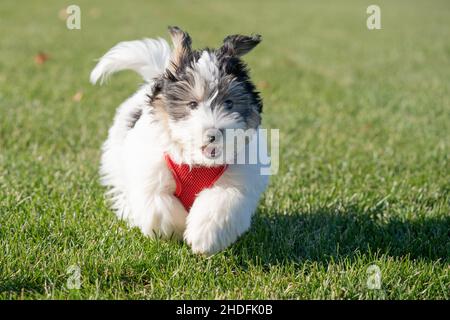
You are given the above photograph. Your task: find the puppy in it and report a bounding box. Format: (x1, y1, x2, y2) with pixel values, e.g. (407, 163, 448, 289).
(90, 26, 268, 255)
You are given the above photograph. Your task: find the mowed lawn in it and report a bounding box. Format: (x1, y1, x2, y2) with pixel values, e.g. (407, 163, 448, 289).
(0, 0, 449, 299)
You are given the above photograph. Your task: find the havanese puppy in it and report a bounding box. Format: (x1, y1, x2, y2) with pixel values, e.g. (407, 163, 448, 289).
(90, 26, 268, 254)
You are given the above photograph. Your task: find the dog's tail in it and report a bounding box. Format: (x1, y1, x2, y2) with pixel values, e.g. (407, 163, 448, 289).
(90, 38, 171, 85)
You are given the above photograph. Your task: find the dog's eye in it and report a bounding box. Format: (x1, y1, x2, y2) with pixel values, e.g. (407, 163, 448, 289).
(224, 99, 234, 110)
(187, 101, 198, 109)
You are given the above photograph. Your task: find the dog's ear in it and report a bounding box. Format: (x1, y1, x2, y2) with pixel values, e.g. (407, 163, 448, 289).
(220, 34, 261, 57)
(167, 26, 192, 74)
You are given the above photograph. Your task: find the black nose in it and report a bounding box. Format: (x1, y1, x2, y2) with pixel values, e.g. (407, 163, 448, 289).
(204, 129, 222, 144)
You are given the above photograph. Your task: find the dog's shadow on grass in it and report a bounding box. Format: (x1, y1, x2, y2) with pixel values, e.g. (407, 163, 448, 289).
(232, 204, 449, 265)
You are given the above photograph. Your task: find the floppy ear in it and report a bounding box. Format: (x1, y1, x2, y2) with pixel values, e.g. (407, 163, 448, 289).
(90, 38, 171, 85)
(167, 26, 192, 73)
(221, 34, 261, 57)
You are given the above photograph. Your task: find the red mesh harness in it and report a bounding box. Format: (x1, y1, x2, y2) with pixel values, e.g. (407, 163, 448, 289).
(164, 154, 228, 212)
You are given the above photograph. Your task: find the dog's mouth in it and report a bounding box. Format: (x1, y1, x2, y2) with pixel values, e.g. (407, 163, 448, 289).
(201, 144, 222, 159)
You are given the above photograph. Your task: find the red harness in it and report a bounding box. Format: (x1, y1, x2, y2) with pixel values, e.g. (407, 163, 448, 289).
(164, 154, 228, 212)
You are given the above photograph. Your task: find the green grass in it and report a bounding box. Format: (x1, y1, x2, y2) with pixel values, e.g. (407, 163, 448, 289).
(0, 0, 449, 299)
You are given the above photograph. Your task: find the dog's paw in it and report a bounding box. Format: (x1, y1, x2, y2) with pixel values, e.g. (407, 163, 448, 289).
(184, 221, 229, 256)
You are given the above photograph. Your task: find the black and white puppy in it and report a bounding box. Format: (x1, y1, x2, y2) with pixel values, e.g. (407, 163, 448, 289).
(91, 27, 268, 254)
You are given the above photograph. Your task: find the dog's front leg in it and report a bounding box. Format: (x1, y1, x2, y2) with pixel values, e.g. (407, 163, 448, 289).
(127, 189, 187, 241)
(184, 185, 260, 255)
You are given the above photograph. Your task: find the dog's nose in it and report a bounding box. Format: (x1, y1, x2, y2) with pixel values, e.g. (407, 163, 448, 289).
(207, 134, 216, 143)
(204, 128, 222, 144)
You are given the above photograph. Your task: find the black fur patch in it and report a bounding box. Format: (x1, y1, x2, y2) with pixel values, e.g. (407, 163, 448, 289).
(127, 108, 142, 129)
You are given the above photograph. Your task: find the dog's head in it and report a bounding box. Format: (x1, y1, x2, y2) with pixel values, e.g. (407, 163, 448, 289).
(150, 27, 263, 165)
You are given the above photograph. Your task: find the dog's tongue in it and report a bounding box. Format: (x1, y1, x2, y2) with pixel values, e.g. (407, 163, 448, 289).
(202, 145, 221, 159)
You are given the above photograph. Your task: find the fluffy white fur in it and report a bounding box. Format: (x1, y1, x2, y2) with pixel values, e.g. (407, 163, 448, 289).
(90, 38, 171, 84)
(91, 37, 268, 255)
